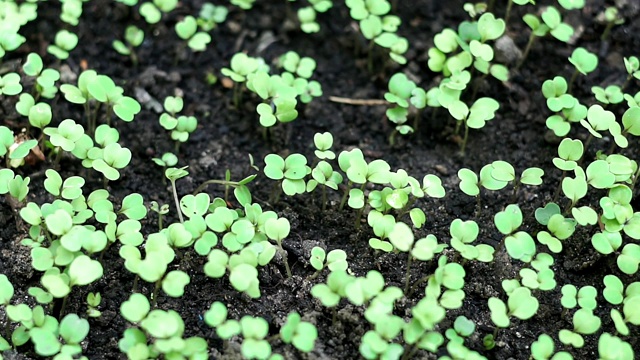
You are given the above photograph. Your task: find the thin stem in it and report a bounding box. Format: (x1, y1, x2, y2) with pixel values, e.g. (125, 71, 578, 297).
(278, 241, 292, 278)
(407, 274, 432, 298)
(460, 120, 470, 155)
(553, 170, 567, 202)
(367, 39, 375, 73)
(53, 147, 63, 167)
(601, 23, 614, 42)
(321, 186, 327, 212)
(404, 254, 413, 294)
(158, 213, 164, 232)
(150, 280, 161, 308)
(568, 69, 579, 94)
(4, 312, 10, 340)
(504, 0, 514, 24)
(630, 166, 640, 190)
(170, 179, 184, 224)
(516, 33, 537, 70)
(577, 134, 593, 167)
(59, 295, 69, 319)
(339, 181, 353, 211)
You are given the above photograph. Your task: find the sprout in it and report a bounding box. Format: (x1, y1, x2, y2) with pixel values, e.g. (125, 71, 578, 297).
(113, 25, 144, 66)
(47, 30, 79, 60)
(488, 286, 539, 328)
(559, 308, 601, 348)
(175, 15, 211, 52)
(541, 6, 574, 42)
(280, 312, 318, 352)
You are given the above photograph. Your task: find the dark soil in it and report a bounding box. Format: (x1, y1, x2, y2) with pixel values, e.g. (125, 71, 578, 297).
(1, 0, 639, 359)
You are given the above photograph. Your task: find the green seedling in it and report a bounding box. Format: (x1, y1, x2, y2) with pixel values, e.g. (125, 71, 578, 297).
(265, 217, 292, 278)
(450, 218, 494, 262)
(446, 97, 499, 154)
(307, 161, 343, 211)
(592, 85, 623, 105)
(279, 51, 317, 79)
(530, 333, 573, 360)
(518, 253, 556, 291)
(568, 47, 598, 92)
(297, 6, 319, 33)
(558, 308, 601, 348)
(264, 153, 310, 201)
(0, 29, 26, 61)
(280, 312, 318, 353)
(0, 72, 23, 96)
(598, 333, 635, 360)
(309, 247, 348, 278)
(345, 0, 408, 68)
(86, 292, 102, 318)
(560, 284, 598, 310)
(43, 119, 86, 165)
(165, 166, 189, 224)
(488, 286, 539, 329)
(599, 7, 624, 42)
(22, 53, 60, 99)
(313, 132, 335, 160)
(197, 3, 228, 31)
(384, 73, 427, 143)
(222, 53, 264, 107)
(623, 56, 640, 91)
(47, 30, 78, 60)
(540, 6, 574, 43)
(175, 15, 211, 52)
(113, 25, 144, 66)
(150, 201, 170, 231)
(0, 169, 30, 202)
(536, 213, 576, 253)
(60, 0, 83, 25)
(139, 0, 177, 24)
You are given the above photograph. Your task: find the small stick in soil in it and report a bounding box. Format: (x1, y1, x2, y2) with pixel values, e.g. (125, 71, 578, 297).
(328, 96, 389, 106)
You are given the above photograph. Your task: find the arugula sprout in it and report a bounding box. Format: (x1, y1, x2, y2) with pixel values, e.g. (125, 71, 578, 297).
(280, 312, 318, 352)
(263, 153, 310, 201)
(599, 7, 624, 42)
(265, 218, 292, 278)
(488, 286, 539, 329)
(139, 0, 177, 24)
(540, 6, 574, 42)
(175, 15, 211, 52)
(530, 333, 573, 360)
(165, 166, 189, 224)
(197, 3, 228, 31)
(450, 218, 494, 262)
(558, 308, 601, 348)
(0, 72, 23, 96)
(598, 333, 634, 359)
(113, 25, 144, 66)
(568, 47, 598, 91)
(47, 30, 78, 60)
(384, 73, 427, 143)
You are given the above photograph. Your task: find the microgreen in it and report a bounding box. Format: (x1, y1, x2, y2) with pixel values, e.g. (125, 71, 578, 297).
(488, 286, 539, 328)
(165, 166, 189, 223)
(530, 334, 572, 360)
(197, 3, 228, 31)
(568, 47, 598, 91)
(558, 308, 601, 348)
(264, 153, 310, 200)
(280, 312, 318, 352)
(139, 0, 177, 24)
(47, 30, 79, 60)
(540, 6, 574, 42)
(113, 25, 144, 66)
(265, 217, 292, 278)
(0, 72, 23, 96)
(175, 15, 211, 52)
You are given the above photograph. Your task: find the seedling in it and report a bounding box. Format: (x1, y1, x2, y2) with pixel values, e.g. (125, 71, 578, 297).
(558, 308, 601, 348)
(197, 3, 228, 31)
(568, 47, 598, 92)
(221, 53, 263, 107)
(530, 334, 572, 360)
(265, 217, 292, 278)
(540, 6, 574, 43)
(86, 292, 102, 318)
(139, 0, 177, 24)
(175, 15, 211, 52)
(384, 73, 427, 143)
(488, 286, 539, 330)
(0, 72, 22, 96)
(599, 6, 624, 42)
(280, 312, 318, 353)
(113, 25, 144, 66)
(165, 166, 189, 224)
(263, 153, 310, 202)
(47, 30, 78, 60)
(450, 218, 494, 262)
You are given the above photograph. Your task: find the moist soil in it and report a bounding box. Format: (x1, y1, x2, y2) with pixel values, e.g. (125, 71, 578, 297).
(1, 0, 639, 359)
